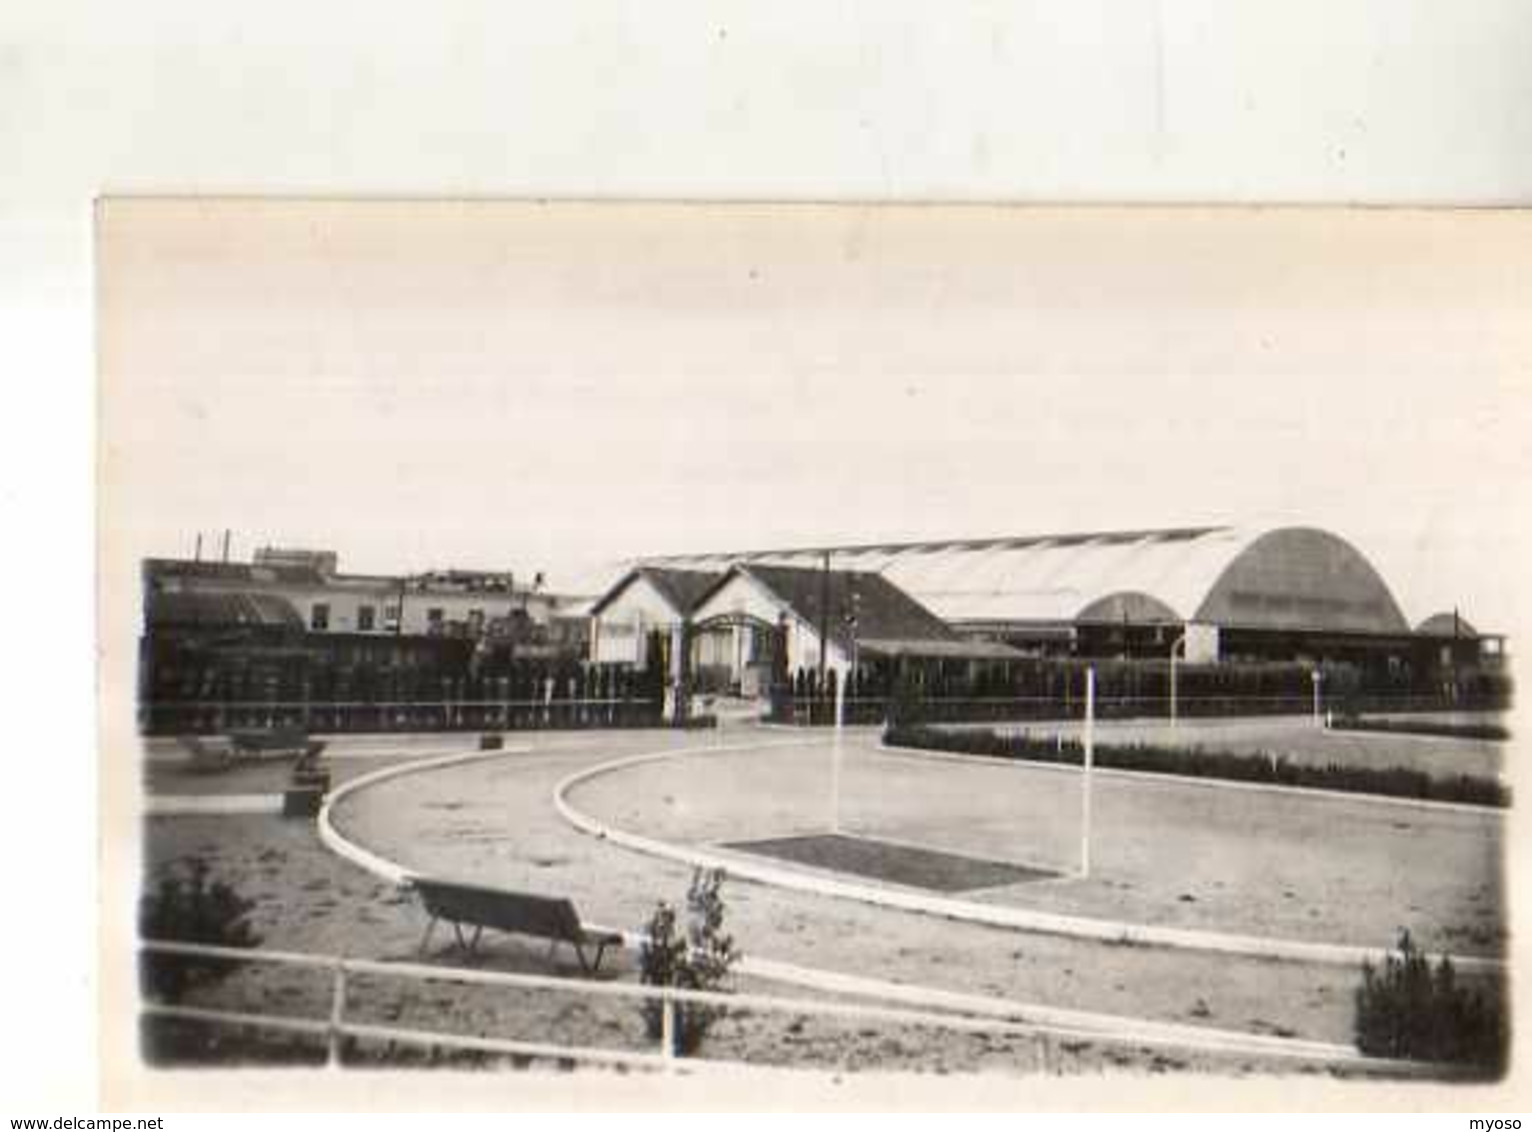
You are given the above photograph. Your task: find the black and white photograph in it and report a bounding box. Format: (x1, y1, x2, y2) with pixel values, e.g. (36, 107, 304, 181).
(94, 199, 1526, 1107)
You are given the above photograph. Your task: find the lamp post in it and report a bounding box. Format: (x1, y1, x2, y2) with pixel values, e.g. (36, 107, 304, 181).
(1167, 630, 1187, 734)
(1080, 664, 1096, 878)
(1311, 667, 1324, 729)
(830, 582, 859, 836)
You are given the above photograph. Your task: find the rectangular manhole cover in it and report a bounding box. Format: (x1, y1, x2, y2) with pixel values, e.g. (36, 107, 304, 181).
(724, 833, 1057, 893)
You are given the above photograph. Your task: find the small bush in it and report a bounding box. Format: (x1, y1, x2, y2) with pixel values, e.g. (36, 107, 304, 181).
(638, 868, 739, 1055)
(1355, 930, 1507, 1073)
(886, 674, 923, 728)
(139, 858, 262, 1001)
(478, 733, 505, 750)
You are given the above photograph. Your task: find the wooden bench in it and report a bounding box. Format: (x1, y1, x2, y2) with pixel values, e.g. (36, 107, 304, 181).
(410, 877, 624, 975)
(175, 728, 326, 773)
(175, 734, 238, 773)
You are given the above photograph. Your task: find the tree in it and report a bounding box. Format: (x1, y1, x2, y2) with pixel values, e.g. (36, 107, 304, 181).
(1355, 929, 1507, 1073)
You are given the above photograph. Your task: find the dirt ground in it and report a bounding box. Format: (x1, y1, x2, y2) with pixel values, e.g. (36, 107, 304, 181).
(568, 736, 1505, 956)
(135, 725, 1507, 1078)
(139, 813, 1401, 1078)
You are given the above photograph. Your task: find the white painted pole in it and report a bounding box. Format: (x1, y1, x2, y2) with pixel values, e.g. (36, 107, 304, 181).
(831, 666, 845, 834)
(1312, 669, 1323, 729)
(1081, 665, 1095, 879)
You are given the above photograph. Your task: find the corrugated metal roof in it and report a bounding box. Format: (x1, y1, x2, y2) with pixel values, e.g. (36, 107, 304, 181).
(1416, 612, 1478, 638)
(639, 525, 1412, 635)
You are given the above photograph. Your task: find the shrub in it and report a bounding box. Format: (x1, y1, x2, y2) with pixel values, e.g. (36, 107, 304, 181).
(1355, 930, 1507, 1073)
(638, 868, 739, 1055)
(887, 673, 923, 727)
(478, 732, 504, 750)
(139, 858, 262, 1001)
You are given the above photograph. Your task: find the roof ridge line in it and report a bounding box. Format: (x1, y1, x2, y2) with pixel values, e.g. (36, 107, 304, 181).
(639, 525, 1235, 562)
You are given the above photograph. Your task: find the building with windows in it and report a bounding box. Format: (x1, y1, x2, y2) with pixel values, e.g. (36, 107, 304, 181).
(139, 549, 589, 732)
(687, 563, 1018, 695)
(145, 549, 557, 637)
(587, 567, 724, 681)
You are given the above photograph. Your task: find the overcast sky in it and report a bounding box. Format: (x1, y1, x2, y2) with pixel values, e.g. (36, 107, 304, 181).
(99, 201, 1530, 631)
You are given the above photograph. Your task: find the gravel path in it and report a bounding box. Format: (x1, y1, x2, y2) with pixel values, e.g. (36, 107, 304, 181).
(139, 723, 1506, 1075)
(326, 728, 1490, 1049)
(565, 736, 1504, 957)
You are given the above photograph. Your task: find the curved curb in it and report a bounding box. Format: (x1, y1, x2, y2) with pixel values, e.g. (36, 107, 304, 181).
(314, 735, 1434, 1069)
(317, 745, 533, 886)
(735, 952, 1434, 1071)
(554, 741, 1506, 975)
(877, 741, 1509, 818)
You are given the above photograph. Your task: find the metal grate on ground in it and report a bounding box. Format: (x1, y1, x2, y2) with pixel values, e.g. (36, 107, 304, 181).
(724, 833, 1059, 893)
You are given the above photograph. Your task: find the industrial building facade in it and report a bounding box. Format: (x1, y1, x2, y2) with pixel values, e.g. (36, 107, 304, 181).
(140, 526, 1508, 732)
(636, 525, 1505, 680)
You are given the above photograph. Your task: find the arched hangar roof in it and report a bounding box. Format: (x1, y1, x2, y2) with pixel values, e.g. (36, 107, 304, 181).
(1416, 612, 1478, 638)
(640, 525, 1411, 636)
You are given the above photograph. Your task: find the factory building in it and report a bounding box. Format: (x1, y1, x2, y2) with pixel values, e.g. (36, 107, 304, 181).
(637, 525, 1505, 678)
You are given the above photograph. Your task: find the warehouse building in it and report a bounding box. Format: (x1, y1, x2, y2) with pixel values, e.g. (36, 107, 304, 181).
(637, 525, 1504, 676)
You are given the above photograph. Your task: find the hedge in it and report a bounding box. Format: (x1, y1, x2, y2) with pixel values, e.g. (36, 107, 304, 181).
(1329, 717, 1511, 743)
(883, 724, 1510, 808)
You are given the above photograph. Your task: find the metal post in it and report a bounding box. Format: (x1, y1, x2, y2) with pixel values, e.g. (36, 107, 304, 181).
(327, 960, 348, 1067)
(1168, 631, 1185, 734)
(1080, 665, 1095, 879)
(818, 551, 831, 691)
(831, 666, 845, 834)
(660, 990, 676, 1067)
(1311, 668, 1323, 729)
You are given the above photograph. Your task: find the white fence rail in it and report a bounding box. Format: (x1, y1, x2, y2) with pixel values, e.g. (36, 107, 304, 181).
(140, 938, 1097, 1072)
(139, 939, 1429, 1075)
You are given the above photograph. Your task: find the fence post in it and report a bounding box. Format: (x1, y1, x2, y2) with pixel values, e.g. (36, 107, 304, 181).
(660, 989, 677, 1068)
(1079, 665, 1095, 879)
(327, 960, 348, 1067)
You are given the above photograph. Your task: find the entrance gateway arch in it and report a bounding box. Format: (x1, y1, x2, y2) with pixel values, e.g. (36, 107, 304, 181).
(689, 610, 785, 697)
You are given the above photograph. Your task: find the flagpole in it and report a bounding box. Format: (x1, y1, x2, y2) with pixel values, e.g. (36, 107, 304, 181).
(1081, 665, 1095, 878)
(832, 667, 844, 834)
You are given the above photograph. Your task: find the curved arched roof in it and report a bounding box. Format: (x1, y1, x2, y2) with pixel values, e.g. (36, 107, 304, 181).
(640, 525, 1411, 635)
(1416, 612, 1478, 638)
